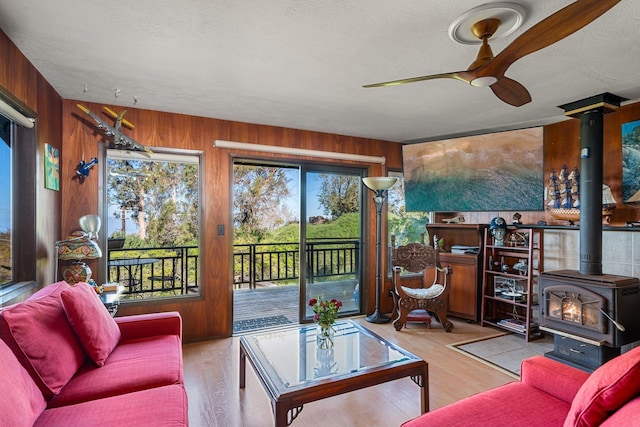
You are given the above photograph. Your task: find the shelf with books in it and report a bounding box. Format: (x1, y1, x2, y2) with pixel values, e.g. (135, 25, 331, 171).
(481, 227, 544, 341)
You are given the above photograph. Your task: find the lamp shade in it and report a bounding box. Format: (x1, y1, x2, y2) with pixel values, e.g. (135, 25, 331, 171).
(58, 232, 102, 260)
(79, 214, 101, 239)
(362, 177, 398, 191)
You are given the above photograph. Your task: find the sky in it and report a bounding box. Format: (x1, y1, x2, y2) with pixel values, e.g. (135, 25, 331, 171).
(0, 141, 10, 232)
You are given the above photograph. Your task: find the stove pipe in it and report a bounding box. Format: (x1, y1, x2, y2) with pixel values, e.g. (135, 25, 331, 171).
(559, 93, 625, 275)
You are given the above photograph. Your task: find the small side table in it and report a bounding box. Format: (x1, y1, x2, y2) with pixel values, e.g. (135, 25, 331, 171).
(100, 284, 124, 317)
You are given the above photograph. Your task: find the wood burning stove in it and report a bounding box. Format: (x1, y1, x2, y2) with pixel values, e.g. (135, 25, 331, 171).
(541, 94, 640, 372)
(540, 270, 640, 371)
(545, 284, 606, 335)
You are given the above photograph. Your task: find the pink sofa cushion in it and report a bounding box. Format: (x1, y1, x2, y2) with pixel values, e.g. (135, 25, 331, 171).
(600, 395, 640, 426)
(0, 340, 47, 427)
(521, 356, 589, 404)
(0, 281, 87, 398)
(35, 384, 188, 427)
(47, 334, 183, 408)
(402, 382, 571, 427)
(61, 282, 121, 366)
(564, 346, 640, 427)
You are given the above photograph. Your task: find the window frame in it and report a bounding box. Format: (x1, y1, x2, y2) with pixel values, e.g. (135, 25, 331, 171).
(0, 93, 38, 305)
(101, 147, 204, 300)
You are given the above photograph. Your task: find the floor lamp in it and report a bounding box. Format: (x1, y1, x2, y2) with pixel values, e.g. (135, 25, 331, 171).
(363, 176, 398, 323)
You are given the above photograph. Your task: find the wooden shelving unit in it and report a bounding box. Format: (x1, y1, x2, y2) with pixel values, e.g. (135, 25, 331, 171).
(481, 227, 544, 341)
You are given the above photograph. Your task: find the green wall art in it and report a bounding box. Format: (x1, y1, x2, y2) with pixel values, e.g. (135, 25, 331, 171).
(44, 143, 59, 191)
(402, 127, 544, 212)
(622, 119, 640, 203)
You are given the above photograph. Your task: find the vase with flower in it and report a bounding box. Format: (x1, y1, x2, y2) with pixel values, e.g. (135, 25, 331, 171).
(308, 297, 342, 349)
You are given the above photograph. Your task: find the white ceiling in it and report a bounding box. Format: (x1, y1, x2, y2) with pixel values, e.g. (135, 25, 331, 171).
(0, 0, 637, 143)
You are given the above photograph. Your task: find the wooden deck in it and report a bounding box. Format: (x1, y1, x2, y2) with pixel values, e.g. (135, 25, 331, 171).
(232, 280, 359, 333)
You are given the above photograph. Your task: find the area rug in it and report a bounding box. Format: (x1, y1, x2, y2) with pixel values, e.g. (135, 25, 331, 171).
(233, 315, 293, 333)
(448, 333, 554, 378)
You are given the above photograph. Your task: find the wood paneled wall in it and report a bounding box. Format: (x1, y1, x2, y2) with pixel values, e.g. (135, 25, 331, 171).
(61, 100, 403, 341)
(4, 26, 640, 340)
(439, 101, 640, 226)
(0, 29, 62, 289)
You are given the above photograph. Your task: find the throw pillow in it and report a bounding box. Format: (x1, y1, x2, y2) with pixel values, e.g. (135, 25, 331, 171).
(564, 345, 640, 427)
(0, 340, 47, 427)
(61, 282, 121, 366)
(0, 281, 87, 398)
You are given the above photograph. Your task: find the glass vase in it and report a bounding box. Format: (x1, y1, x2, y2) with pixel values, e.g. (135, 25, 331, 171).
(316, 324, 335, 349)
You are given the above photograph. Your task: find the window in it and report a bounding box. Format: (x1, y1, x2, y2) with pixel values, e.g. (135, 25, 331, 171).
(0, 115, 11, 285)
(387, 170, 431, 275)
(105, 149, 201, 300)
(387, 170, 431, 246)
(0, 98, 37, 303)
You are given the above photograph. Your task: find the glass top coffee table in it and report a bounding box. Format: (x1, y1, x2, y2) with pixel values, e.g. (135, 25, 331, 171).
(239, 319, 428, 426)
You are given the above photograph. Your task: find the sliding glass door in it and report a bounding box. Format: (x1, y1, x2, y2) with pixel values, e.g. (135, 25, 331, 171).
(301, 166, 364, 321)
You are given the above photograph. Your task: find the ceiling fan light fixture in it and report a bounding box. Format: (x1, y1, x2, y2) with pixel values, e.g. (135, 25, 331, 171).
(471, 76, 498, 87)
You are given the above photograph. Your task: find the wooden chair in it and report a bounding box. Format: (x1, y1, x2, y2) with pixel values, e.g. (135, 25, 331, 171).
(391, 236, 453, 332)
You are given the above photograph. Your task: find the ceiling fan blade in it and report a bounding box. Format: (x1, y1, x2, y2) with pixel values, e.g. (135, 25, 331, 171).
(490, 77, 532, 107)
(482, 0, 620, 78)
(363, 71, 474, 88)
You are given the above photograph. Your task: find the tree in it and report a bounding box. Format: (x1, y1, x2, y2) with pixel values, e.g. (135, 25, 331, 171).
(107, 158, 199, 246)
(317, 174, 360, 219)
(387, 177, 430, 245)
(233, 165, 293, 242)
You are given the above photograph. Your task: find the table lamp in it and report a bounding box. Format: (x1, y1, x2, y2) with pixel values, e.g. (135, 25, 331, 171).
(55, 215, 103, 285)
(362, 176, 398, 323)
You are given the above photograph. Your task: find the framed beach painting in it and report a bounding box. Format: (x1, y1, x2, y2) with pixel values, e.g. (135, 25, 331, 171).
(44, 143, 59, 191)
(622, 119, 640, 203)
(402, 127, 544, 212)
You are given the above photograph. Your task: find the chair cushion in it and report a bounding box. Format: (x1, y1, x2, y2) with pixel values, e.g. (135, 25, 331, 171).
(61, 282, 121, 366)
(0, 340, 47, 427)
(0, 281, 87, 398)
(401, 284, 444, 299)
(564, 345, 640, 427)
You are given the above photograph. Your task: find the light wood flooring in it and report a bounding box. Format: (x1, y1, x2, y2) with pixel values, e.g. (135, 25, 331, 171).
(183, 316, 515, 427)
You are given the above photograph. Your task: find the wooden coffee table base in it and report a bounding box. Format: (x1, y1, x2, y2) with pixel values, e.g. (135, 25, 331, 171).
(239, 321, 429, 427)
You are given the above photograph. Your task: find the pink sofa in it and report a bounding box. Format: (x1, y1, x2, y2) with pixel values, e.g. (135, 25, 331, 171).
(0, 281, 188, 427)
(402, 347, 640, 427)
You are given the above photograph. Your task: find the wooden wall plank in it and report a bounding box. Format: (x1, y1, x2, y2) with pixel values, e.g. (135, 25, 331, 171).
(61, 99, 401, 341)
(440, 103, 640, 227)
(1, 29, 63, 288)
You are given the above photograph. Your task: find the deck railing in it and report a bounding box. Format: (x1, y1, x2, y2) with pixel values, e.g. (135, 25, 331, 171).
(108, 238, 360, 297)
(233, 238, 360, 289)
(107, 245, 199, 298)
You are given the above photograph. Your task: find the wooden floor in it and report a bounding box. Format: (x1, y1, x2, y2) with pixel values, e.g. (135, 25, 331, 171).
(183, 316, 514, 427)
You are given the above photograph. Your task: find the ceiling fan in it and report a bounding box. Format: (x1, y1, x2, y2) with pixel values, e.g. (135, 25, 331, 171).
(363, 0, 620, 107)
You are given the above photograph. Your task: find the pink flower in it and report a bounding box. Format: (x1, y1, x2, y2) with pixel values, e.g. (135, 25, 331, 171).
(309, 297, 342, 327)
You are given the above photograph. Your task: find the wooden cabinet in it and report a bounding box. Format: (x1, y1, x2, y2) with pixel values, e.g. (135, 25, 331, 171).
(481, 227, 544, 341)
(426, 224, 486, 321)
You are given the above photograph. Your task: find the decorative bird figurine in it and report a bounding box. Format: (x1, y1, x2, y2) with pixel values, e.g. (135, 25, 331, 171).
(76, 157, 98, 179)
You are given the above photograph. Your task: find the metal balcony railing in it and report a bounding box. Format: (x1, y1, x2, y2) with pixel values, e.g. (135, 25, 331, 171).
(108, 238, 360, 298)
(107, 245, 199, 298)
(233, 238, 360, 289)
